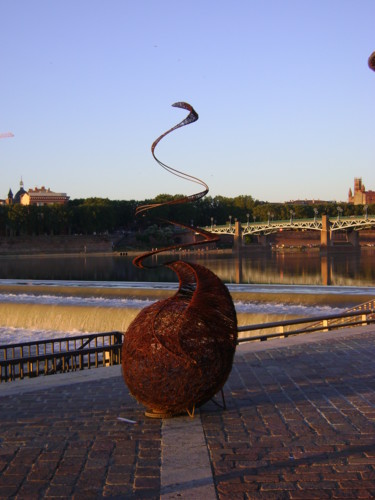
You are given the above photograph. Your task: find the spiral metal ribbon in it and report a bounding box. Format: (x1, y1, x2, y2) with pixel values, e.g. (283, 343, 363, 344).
(133, 102, 219, 268)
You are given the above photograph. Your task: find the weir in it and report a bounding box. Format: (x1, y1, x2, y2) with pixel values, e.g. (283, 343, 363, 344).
(0, 302, 309, 339)
(0, 303, 139, 334)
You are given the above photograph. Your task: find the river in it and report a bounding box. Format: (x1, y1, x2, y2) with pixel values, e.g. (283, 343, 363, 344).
(1, 249, 374, 344)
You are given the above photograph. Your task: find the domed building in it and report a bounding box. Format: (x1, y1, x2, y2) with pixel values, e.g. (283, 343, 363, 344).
(13, 179, 27, 204)
(5, 179, 27, 205)
(5, 178, 69, 206)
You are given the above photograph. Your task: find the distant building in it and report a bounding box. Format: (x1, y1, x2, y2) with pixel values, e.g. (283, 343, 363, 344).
(21, 186, 69, 206)
(5, 179, 69, 206)
(348, 178, 375, 205)
(5, 179, 27, 205)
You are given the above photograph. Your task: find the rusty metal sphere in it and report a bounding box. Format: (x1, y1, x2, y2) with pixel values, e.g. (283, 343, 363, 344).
(122, 261, 238, 417)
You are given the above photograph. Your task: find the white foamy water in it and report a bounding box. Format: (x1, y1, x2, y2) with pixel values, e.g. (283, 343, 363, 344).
(0, 327, 83, 345)
(0, 290, 347, 315)
(0, 292, 153, 309)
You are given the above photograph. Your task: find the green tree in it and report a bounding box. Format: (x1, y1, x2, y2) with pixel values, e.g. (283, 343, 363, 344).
(7, 205, 28, 235)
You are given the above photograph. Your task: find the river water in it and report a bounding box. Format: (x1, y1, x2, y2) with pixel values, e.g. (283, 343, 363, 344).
(1, 249, 374, 344)
(0, 248, 375, 285)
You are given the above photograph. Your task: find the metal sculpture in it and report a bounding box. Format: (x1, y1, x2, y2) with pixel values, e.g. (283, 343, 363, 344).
(369, 51, 375, 72)
(122, 102, 237, 418)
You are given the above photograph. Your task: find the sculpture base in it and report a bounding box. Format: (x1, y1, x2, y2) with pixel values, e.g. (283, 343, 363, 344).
(144, 409, 190, 419)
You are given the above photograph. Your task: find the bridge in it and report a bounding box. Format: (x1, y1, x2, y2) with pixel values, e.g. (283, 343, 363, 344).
(204, 214, 375, 248)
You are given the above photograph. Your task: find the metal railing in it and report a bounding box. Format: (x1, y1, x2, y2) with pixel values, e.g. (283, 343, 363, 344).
(300, 299, 375, 333)
(238, 309, 375, 343)
(0, 331, 123, 383)
(1, 305, 375, 382)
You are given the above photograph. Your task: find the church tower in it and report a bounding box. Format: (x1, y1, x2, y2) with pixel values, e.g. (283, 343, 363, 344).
(6, 189, 13, 205)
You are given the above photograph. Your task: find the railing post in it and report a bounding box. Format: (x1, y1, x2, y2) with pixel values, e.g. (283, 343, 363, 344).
(95, 338, 98, 367)
(104, 350, 110, 366)
(36, 344, 39, 377)
(278, 325, 285, 338)
(20, 347, 24, 379)
(4, 363, 7, 382)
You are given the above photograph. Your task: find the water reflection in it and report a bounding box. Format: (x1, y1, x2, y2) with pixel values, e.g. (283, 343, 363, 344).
(321, 255, 331, 286)
(0, 249, 374, 286)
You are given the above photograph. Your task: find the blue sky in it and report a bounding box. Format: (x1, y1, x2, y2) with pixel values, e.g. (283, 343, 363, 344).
(0, 1, 374, 203)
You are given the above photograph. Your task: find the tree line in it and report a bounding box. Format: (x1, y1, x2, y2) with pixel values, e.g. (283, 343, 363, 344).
(0, 194, 373, 237)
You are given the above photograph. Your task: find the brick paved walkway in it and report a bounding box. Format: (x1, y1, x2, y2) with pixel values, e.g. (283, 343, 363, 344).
(1, 327, 375, 499)
(201, 328, 375, 499)
(0, 371, 161, 499)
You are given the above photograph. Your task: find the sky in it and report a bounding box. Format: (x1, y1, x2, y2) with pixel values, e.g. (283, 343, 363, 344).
(0, 1, 374, 204)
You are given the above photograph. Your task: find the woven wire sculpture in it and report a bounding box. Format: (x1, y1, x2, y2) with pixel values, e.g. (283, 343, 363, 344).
(121, 103, 238, 418)
(369, 51, 375, 72)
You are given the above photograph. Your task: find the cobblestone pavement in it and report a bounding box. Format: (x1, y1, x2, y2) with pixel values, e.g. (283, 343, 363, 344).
(1, 327, 375, 499)
(0, 371, 161, 499)
(201, 328, 375, 499)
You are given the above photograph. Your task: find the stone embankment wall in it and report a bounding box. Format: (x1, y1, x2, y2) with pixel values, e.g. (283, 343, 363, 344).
(1, 230, 374, 255)
(268, 230, 375, 247)
(0, 235, 114, 255)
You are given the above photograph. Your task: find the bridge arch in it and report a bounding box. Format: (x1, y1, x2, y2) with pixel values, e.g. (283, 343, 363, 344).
(204, 214, 375, 248)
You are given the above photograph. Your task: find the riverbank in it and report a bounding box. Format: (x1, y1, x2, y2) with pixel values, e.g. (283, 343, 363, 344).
(0, 235, 114, 255)
(2, 230, 375, 256)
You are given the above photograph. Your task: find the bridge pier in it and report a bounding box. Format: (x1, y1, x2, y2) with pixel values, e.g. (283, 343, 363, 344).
(233, 221, 242, 252)
(257, 234, 270, 247)
(346, 229, 360, 247)
(320, 215, 331, 249)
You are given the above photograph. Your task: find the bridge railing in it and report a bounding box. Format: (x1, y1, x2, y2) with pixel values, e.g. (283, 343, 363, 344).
(205, 214, 375, 235)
